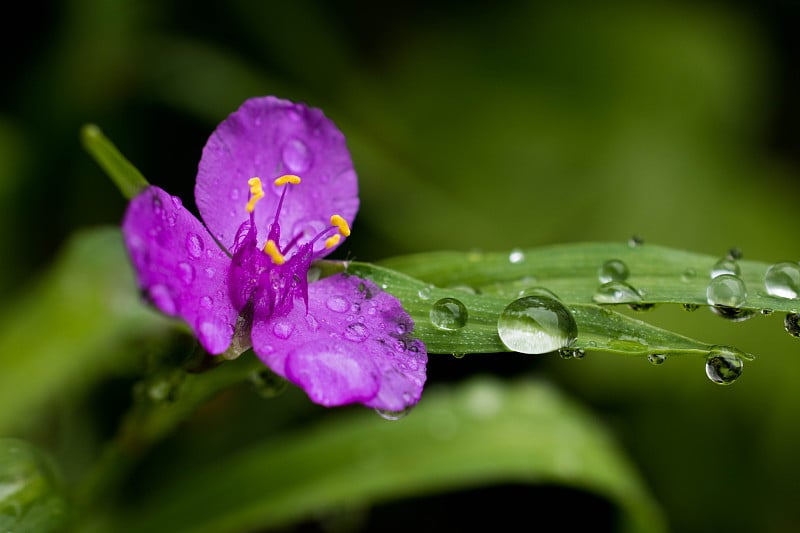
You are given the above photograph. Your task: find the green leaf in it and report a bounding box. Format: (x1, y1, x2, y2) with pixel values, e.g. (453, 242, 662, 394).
(316, 261, 753, 359)
(378, 243, 797, 313)
(0, 439, 68, 533)
(80, 124, 149, 200)
(109, 378, 666, 533)
(0, 228, 169, 434)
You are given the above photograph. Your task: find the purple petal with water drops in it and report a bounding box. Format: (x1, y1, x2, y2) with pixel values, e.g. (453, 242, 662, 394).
(122, 186, 238, 354)
(195, 96, 359, 255)
(250, 274, 427, 410)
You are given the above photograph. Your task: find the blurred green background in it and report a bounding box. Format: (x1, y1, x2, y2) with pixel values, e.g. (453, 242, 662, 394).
(2, 0, 799, 531)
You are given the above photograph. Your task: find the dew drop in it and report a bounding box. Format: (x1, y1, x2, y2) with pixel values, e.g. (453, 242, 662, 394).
(204, 267, 216, 279)
(497, 295, 578, 354)
(326, 295, 348, 313)
(418, 285, 433, 300)
(375, 406, 413, 421)
(705, 347, 744, 385)
(558, 347, 585, 359)
(647, 353, 666, 365)
(344, 323, 369, 342)
(598, 259, 629, 283)
(430, 298, 469, 331)
(706, 274, 746, 308)
(177, 262, 195, 284)
(272, 321, 295, 340)
(200, 295, 213, 309)
(764, 262, 800, 299)
(711, 258, 740, 278)
(519, 287, 560, 300)
(681, 268, 697, 282)
(592, 281, 644, 305)
(171, 195, 182, 209)
(726, 247, 743, 261)
(230, 188, 240, 201)
(186, 233, 204, 258)
(628, 235, 644, 248)
(149, 284, 176, 314)
(509, 248, 525, 264)
(452, 353, 466, 359)
(281, 138, 312, 173)
(682, 303, 700, 312)
(785, 313, 800, 337)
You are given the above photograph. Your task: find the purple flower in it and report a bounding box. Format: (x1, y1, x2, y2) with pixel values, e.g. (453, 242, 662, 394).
(121, 96, 426, 412)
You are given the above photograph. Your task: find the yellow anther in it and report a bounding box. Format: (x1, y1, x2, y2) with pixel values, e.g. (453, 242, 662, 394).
(274, 174, 302, 186)
(330, 214, 351, 237)
(325, 234, 341, 249)
(246, 177, 265, 213)
(263, 239, 285, 265)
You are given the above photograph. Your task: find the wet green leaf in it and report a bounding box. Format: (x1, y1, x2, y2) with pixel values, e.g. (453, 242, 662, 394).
(110, 378, 666, 533)
(0, 439, 68, 533)
(0, 228, 169, 433)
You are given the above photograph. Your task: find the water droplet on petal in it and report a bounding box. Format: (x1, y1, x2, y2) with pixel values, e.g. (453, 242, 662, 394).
(204, 267, 216, 279)
(230, 188, 240, 201)
(681, 268, 697, 282)
(647, 353, 666, 365)
(509, 248, 525, 264)
(186, 233, 204, 258)
(200, 296, 213, 309)
(765, 262, 800, 299)
(281, 138, 312, 173)
(711, 258, 740, 278)
(497, 295, 578, 354)
(272, 320, 295, 339)
(785, 313, 800, 337)
(171, 195, 183, 209)
(344, 323, 369, 342)
(375, 406, 413, 421)
(326, 295, 348, 313)
(430, 298, 469, 331)
(149, 284, 176, 314)
(178, 262, 195, 284)
(705, 347, 744, 385)
(598, 259, 629, 283)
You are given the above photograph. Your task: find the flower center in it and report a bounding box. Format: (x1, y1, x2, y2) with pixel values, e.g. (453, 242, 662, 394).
(245, 175, 350, 264)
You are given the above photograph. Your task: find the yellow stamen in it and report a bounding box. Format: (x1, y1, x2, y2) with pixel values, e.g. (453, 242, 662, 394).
(325, 234, 341, 249)
(264, 239, 285, 265)
(246, 177, 265, 213)
(330, 214, 351, 237)
(274, 174, 302, 186)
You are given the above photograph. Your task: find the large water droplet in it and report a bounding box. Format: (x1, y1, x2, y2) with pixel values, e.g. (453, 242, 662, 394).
(706, 274, 746, 308)
(785, 313, 800, 337)
(375, 406, 413, 421)
(281, 138, 312, 173)
(186, 233, 204, 258)
(598, 259, 629, 283)
(326, 295, 348, 313)
(711, 258, 740, 278)
(430, 298, 468, 331)
(705, 347, 744, 385)
(764, 262, 800, 299)
(497, 295, 578, 354)
(509, 248, 525, 264)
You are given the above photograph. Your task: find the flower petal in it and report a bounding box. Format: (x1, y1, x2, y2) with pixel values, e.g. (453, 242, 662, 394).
(250, 274, 427, 410)
(122, 186, 238, 354)
(195, 96, 359, 255)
